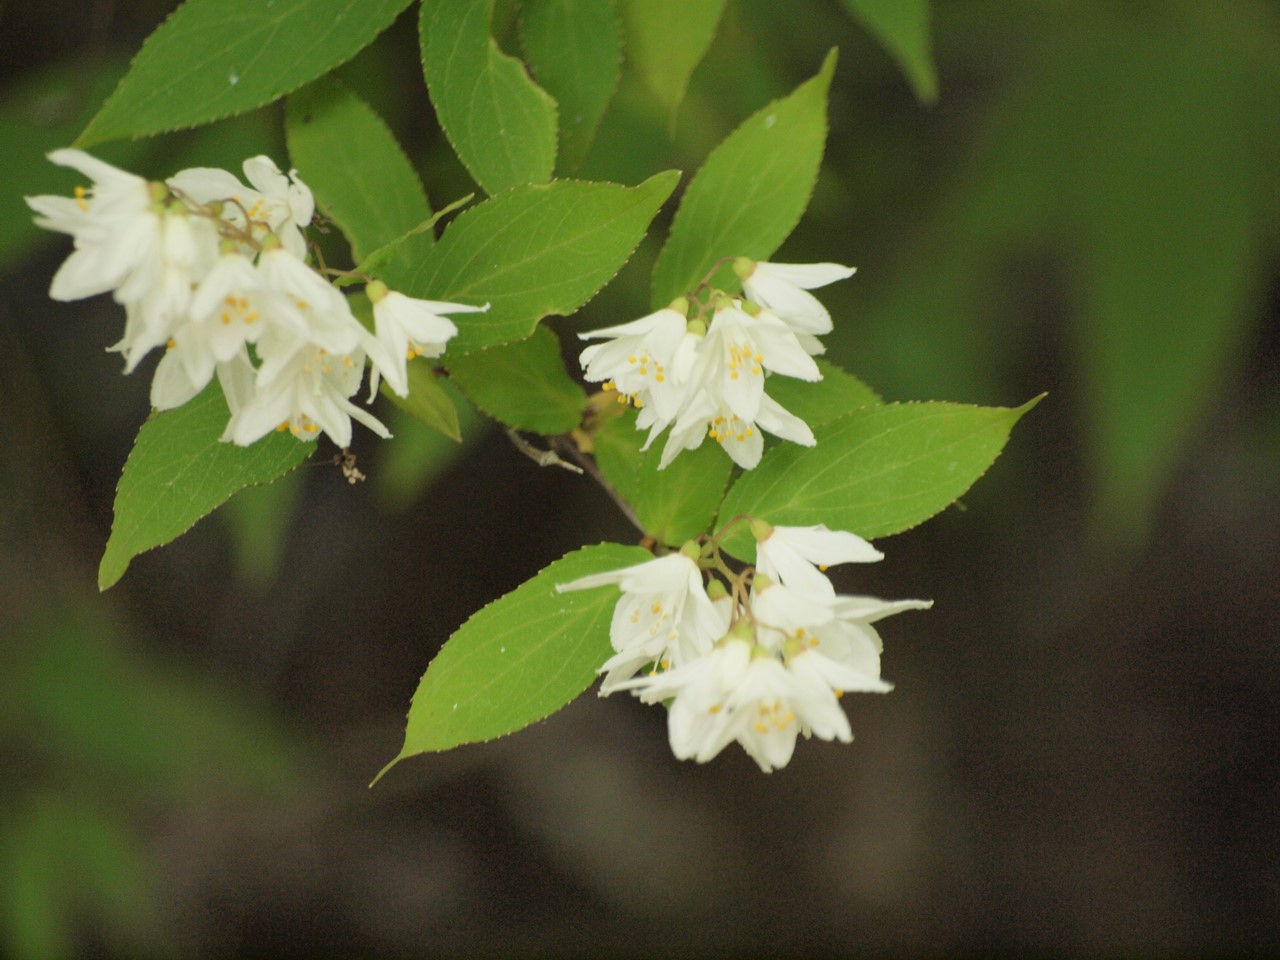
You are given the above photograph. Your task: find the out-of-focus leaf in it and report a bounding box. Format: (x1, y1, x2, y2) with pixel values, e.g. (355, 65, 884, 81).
(839, 0, 938, 102)
(99, 385, 312, 590)
(376, 382, 486, 510)
(520, 0, 621, 171)
(378, 542, 652, 777)
(77, 0, 413, 145)
(651, 50, 836, 307)
(0, 795, 159, 960)
(446, 327, 586, 434)
(863, 13, 1274, 547)
(220, 469, 304, 587)
(6, 605, 304, 794)
(593, 406, 733, 546)
(0, 56, 144, 271)
(286, 77, 433, 275)
(419, 0, 558, 195)
(718, 398, 1041, 560)
(384, 172, 679, 353)
(619, 0, 726, 126)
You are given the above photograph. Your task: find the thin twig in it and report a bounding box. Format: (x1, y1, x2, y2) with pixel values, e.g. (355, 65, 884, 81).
(505, 428, 584, 475)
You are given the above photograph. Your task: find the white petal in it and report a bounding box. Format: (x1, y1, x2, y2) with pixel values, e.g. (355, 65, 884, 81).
(754, 261, 856, 290)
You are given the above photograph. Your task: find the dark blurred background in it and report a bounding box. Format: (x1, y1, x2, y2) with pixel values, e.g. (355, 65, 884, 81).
(2, 0, 1278, 956)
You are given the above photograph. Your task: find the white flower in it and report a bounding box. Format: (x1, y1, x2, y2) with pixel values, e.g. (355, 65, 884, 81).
(556, 549, 723, 692)
(28, 150, 162, 303)
(578, 305, 700, 436)
(364, 280, 480, 397)
(754, 522, 883, 597)
(167, 155, 314, 257)
(660, 387, 815, 470)
(617, 576, 931, 772)
(736, 258, 855, 354)
(148, 250, 305, 409)
(653, 299, 820, 469)
(108, 207, 221, 373)
(223, 338, 388, 447)
(621, 631, 852, 773)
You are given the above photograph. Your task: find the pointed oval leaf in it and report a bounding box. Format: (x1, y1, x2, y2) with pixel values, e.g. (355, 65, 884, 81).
(839, 0, 938, 103)
(286, 77, 433, 275)
(382, 362, 461, 441)
(99, 385, 312, 590)
(593, 406, 733, 546)
(420, 0, 558, 195)
(519, 0, 621, 170)
(651, 49, 837, 308)
(765, 359, 881, 428)
(379, 541, 653, 777)
(446, 327, 586, 434)
(77, 0, 413, 146)
(385, 172, 679, 353)
(619, 0, 726, 125)
(717, 397, 1042, 560)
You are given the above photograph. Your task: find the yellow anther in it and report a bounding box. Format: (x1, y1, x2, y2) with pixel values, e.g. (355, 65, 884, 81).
(708, 705, 722, 714)
(276, 422, 290, 432)
(304, 423, 319, 433)
(221, 312, 232, 325)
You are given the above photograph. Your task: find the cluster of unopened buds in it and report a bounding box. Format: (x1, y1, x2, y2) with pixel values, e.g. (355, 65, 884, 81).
(558, 519, 930, 772)
(577, 258, 854, 469)
(26, 149, 486, 447)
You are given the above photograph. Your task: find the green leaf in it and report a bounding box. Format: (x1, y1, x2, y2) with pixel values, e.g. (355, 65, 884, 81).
(99, 385, 312, 590)
(419, 0, 558, 195)
(839, 0, 938, 102)
(765, 359, 881, 428)
(382, 362, 462, 441)
(348, 193, 475, 287)
(650, 49, 837, 308)
(286, 76, 432, 276)
(593, 406, 733, 546)
(76, 0, 413, 146)
(519, 0, 621, 170)
(717, 397, 1041, 560)
(619, 0, 727, 126)
(446, 327, 586, 434)
(378, 541, 653, 777)
(386, 171, 679, 353)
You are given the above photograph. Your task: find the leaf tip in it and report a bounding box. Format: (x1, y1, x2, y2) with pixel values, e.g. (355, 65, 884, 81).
(97, 554, 124, 592)
(369, 754, 403, 788)
(820, 47, 840, 82)
(1015, 392, 1048, 417)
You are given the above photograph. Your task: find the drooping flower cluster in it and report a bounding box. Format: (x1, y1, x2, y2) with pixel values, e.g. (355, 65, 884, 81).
(27, 149, 485, 447)
(577, 258, 855, 470)
(557, 519, 930, 772)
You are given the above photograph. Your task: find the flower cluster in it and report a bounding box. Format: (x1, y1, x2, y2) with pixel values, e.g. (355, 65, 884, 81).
(557, 520, 929, 772)
(27, 149, 485, 447)
(578, 258, 854, 470)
